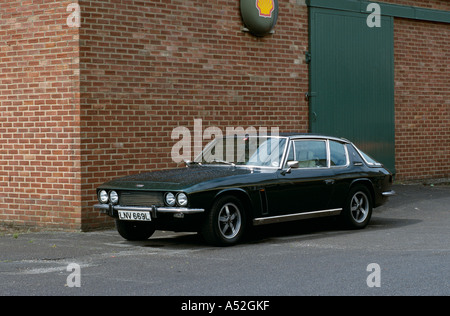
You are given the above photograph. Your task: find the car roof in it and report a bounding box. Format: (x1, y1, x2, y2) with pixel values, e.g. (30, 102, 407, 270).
(279, 133, 351, 143)
(221, 133, 351, 144)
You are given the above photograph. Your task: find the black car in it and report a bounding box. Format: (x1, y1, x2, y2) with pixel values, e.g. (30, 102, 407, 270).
(95, 134, 395, 246)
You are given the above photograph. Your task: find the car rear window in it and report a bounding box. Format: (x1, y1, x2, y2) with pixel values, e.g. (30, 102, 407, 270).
(329, 141, 348, 166)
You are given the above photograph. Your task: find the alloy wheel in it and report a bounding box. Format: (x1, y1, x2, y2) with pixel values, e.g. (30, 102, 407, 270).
(350, 191, 370, 224)
(217, 202, 242, 240)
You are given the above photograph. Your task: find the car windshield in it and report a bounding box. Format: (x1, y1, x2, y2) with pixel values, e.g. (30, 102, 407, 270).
(195, 136, 288, 168)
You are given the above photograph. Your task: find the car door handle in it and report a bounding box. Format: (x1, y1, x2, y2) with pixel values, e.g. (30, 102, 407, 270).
(324, 179, 335, 185)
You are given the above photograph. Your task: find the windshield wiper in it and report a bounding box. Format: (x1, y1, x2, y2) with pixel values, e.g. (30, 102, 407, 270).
(184, 160, 202, 167)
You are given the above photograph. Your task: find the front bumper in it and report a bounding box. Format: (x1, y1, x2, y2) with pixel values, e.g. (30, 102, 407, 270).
(94, 204, 205, 219)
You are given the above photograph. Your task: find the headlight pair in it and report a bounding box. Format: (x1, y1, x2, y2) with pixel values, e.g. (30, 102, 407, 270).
(98, 190, 119, 205)
(165, 192, 188, 207)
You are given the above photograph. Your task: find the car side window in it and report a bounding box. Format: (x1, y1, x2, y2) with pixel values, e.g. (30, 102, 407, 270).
(286, 140, 327, 168)
(329, 141, 348, 166)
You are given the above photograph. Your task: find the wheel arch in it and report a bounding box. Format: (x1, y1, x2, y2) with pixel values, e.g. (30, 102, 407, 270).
(349, 179, 375, 204)
(213, 188, 254, 220)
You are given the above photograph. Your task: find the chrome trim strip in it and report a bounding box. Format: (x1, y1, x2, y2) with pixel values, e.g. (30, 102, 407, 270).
(382, 190, 396, 197)
(94, 204, 205, 214)
(115, 206, 155, 212)
(253, 208, 342, 226)
(326, 139, 331, 168)
(156, 207, 205, 214)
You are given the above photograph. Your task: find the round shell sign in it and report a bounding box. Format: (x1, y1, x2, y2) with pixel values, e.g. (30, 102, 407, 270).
(240, 0, 279, 37)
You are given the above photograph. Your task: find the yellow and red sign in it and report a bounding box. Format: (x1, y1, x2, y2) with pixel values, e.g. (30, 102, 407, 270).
(240, 0, 278, 36)
(256, 0, 274, 18)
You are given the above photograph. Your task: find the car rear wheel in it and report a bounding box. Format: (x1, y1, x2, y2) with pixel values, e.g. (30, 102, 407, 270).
(341, 185, 373, 229)
(115, 220, 156, 241)
(201, 195, 246, 246)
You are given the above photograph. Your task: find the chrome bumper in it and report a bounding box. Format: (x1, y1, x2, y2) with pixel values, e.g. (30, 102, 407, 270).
(382, 190, 396, 197)
(94, 204, 205, 219)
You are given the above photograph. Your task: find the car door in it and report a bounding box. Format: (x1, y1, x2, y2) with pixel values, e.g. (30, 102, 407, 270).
(266, 139, 335, 215)
(326, 140, 353, 209)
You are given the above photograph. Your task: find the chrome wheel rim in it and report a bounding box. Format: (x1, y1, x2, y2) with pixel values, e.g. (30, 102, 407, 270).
(218, 202, 242, 239)
(350, 191, 369, 223)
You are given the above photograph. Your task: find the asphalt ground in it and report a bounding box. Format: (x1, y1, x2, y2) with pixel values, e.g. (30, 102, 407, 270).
(0, 183, 449, 298)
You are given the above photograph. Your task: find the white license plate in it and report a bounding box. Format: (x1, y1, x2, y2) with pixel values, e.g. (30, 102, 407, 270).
(118, 210, 151, 221)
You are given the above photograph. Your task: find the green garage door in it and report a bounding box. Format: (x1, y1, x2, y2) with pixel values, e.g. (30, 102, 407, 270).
(308, 6, 396, 173)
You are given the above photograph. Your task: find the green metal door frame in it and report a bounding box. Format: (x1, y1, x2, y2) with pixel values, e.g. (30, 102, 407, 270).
(306, 0, 450, 24)
(306, 0, 449, 175)
(307, 3, 396, 173)
(306, 0, 449, 174)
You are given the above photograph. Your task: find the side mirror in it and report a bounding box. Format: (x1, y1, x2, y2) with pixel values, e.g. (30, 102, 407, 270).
(281, 161, 299, 175)
(184, 159, 192, 167)
(287, 161, 299, 168)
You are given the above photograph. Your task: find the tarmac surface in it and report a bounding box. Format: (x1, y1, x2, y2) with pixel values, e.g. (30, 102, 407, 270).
(0, 183, 449, 296)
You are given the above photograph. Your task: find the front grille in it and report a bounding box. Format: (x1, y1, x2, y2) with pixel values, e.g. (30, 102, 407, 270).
(120, 191, 164, 207)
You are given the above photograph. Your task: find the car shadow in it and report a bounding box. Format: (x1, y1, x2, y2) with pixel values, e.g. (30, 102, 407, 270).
(125, 215, 421, 249)
(245, 216, 422, 245)
(128, 232, 206, 249)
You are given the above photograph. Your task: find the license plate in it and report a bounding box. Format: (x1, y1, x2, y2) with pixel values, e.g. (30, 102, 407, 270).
(118, 210, 151, 221)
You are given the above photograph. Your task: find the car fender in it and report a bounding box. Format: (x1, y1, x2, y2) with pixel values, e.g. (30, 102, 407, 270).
(349, 178, 375, 203)
(213, 188, 255, 219)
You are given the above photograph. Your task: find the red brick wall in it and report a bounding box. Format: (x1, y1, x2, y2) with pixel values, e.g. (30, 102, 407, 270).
(0, 0, 81, 229)
(394, 17, 450, 181)
(379, 0, 450, 181)
(79, 0, 309, 229)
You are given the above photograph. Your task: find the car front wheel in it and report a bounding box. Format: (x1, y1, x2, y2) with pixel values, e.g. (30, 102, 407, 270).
(341, 185, 373, 229)
(115, 220, 156, 241)
(201, 195, 246, 246)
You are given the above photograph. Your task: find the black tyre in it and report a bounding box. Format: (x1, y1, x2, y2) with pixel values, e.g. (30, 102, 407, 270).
(201, 195, 246, 246)
(115, 220, 156, 241)
(341, 185, 373, 229)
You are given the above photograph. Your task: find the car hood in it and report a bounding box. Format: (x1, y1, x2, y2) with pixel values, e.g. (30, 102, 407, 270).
(99, 166, 259, 192)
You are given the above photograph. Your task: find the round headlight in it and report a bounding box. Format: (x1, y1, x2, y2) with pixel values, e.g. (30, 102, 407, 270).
(165, 192, 176, 206)
(99, 190, 108, 204)
(110, 191, 119, 204)
(176, 193, 188, 207)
